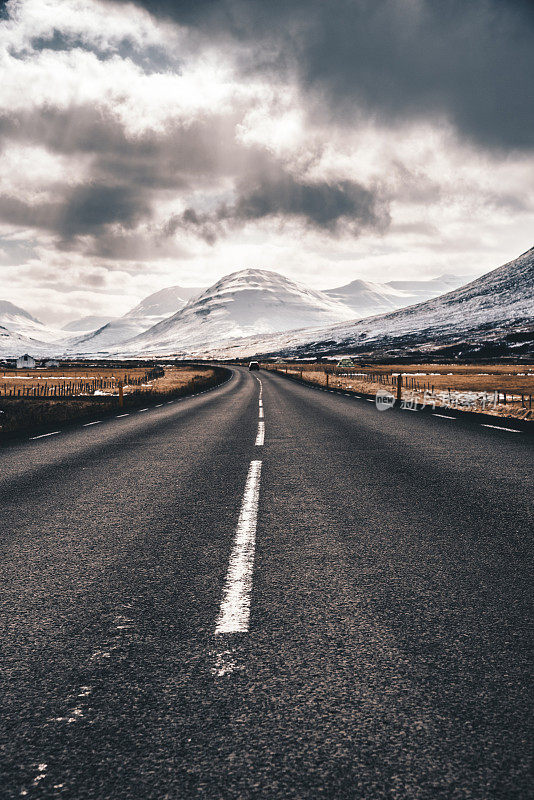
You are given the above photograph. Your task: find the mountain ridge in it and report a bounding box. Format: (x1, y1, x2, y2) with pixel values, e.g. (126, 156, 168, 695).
(197, 246, 534, 360)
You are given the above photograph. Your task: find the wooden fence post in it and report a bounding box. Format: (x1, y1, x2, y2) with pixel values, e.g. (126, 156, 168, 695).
(396, 374, 402, 405)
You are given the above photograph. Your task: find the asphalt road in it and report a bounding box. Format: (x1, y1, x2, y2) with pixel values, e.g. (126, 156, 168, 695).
(1, 367, 532, 800)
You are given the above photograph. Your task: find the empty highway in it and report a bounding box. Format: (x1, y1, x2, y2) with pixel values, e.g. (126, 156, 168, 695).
(1, 367, 532, 800)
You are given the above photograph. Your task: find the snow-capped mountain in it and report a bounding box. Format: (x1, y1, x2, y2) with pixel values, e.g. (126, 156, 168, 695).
(0, 300, 63, 343)
(126, 285, 204, 318)
(323, 274, 470, 317)
(68, 285, 204, 353)
(323, 279, 406, 316)
(122, 269, 358, 354)
(207, 247, 534, 360)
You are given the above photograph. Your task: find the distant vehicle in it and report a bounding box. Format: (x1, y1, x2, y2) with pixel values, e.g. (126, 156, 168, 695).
(248, 361, 260, 371)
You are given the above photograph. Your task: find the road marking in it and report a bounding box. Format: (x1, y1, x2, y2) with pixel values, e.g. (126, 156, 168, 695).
(138, 408, 149, 412)
(215, 459, 262, 634)
(29, 431, 60, 440)
(155, 403, 163, 407)
(255, 420, 265, 446)
(366, 398, 374, 402)
(259, 406, 264, 419)
(481, 423, 521, 433)
(432, 413, 456, 419)
(83, 421, 101, 426)
(116, 413, 129, 418)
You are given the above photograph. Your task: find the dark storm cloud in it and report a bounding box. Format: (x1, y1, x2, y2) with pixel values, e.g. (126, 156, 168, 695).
(231, 172, 387, 231)
(164, 169, 390, 242)
(108, 0, 534, 150)
(58, 184, 150, 237)
(0, 184, 150, 240)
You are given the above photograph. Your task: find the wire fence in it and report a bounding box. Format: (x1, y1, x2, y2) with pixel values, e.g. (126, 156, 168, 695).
(264, 364, 534, 411)
(0, 366, 165, 397)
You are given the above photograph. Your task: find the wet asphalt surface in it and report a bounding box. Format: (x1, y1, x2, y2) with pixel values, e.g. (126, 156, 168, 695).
(0, 367, 532, 800)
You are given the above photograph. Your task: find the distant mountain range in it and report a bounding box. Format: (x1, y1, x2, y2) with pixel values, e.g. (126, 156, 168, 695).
(0, 254, 530, 360)
(323, 274, 467, 317)
(120, 269, 357, 355)
(207, 247, 534, 361)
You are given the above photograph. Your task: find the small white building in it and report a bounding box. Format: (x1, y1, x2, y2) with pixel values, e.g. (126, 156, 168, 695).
(44, 359, 60, 368)
(16, 353, 36, 369)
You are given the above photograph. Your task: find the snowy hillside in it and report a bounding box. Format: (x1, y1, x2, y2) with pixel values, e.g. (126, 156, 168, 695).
(206, 247, 534, 360)
(0, 324, 52, 359)
(62, 315, 118, 333)
(67, 285, 203, 353)
(126, 285, 204, 319)
(123, 269, 358, 354)
(323, 274, 470, 317)
(0, 300, 63, 343)
(323, 279, 407, 316)
(385, 273, 468, 299)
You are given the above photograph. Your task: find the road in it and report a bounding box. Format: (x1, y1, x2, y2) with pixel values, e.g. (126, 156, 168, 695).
(1, 367, 532, 800)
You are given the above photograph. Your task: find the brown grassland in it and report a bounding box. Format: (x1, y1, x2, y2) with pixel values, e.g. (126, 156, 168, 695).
(264, 363, 534, 420)
(0, 365, 211, 396)
(0, 364, 220, 439)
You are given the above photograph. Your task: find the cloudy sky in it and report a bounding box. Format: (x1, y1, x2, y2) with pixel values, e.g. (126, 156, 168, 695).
(1, 0, 533, 325)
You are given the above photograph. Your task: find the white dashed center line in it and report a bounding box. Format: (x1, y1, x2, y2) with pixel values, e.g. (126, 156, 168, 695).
(138, 408, 149, 412)
(83, 421, 101, 427)
(255, 421, 265, 446)
(481, 423, 521, 433)
(215, 459, 263, 634)
(259, 406, 264, 419)
(432, 413, 456, 419)
(29, 431, 60, 440)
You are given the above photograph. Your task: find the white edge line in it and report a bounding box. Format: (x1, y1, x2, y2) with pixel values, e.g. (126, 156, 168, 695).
(29, 431, 60, 440)
(481, 423, 521, 433)
(215, 459, 262, 634)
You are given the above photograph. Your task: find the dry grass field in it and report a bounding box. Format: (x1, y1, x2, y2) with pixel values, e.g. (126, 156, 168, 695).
(264, 363, 534, 420)
(0, 364, 220, 439)
(0, 365, 214, 397)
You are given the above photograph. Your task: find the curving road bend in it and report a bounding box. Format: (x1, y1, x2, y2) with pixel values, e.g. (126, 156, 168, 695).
(1, 367, 532, 799)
